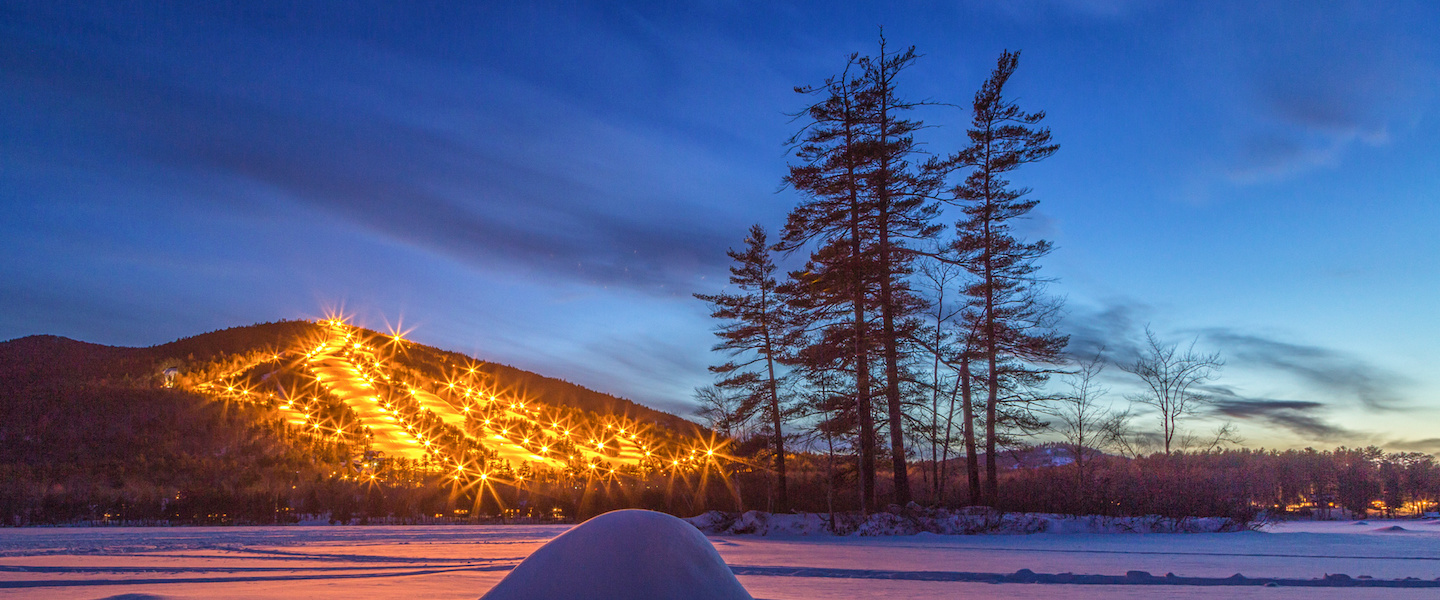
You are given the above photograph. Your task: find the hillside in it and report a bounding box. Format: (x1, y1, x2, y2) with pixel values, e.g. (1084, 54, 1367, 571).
(0, 319, 719, 524)
(2, 321, 695, 428)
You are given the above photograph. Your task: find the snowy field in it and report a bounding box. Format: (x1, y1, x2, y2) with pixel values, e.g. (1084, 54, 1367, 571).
(3, 519, 1440, 599)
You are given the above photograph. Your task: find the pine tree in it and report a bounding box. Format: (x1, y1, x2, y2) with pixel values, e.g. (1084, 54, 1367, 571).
(948, 50, 1068, 506)
(783, 37, 943, 509)
(857, 38, 943, 506)
(696, 225, 794, 511)
(781, 56, 882, 511)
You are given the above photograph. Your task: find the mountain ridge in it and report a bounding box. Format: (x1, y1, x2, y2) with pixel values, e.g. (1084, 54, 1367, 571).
(0, 320, 699, 433)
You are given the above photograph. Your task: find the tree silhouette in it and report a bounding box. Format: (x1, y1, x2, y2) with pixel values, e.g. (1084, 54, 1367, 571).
(948, 50, 1067, 505)
(857, 37, 944, 506)
(696, 225, 795, 511)
(1121, 327, 1223, 454)
(781, 55, 882, 511)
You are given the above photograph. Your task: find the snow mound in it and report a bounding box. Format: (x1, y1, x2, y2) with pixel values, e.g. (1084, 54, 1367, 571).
(686, 508, 1245, 536)
(93, 596, 175, 600)
(1374, 525, 1409, 532)
(481, 509, 752, 600)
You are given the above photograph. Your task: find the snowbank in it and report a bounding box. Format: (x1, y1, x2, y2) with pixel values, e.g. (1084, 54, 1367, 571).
(686, 506, 1246, 536)
(481, 509, 752, 600)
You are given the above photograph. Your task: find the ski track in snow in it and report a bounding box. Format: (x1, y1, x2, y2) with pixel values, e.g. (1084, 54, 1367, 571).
(1, 521, 1439, 598)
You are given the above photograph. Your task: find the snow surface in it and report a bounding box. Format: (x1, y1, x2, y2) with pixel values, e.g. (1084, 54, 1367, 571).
(480, 510, 750, 600)
(2, 518, 1440, 599)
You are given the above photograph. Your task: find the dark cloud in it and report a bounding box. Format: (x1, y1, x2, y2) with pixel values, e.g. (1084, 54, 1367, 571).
(1232, 132, 1343, 180)
(1207, 392, 1352, 442)
(1253, 52, 1401, 136)
(0, 12, 735, 295)
(1063, 301, 1409, 444)
(1066, 302, 1414, 414)
(1388, 438, 1440, 454)
(1202, 329, 1411, 411)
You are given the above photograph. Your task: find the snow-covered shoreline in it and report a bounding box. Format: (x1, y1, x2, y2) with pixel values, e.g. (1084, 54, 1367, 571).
(686, 507, 1249, 536)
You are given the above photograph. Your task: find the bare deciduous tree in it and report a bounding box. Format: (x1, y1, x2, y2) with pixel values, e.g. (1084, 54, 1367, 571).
(1050, 350, 1129, 502)
(1179, 421, 1243, 453)
(1121, 327, 1223, 454)
(914, 253, 964, 502)
(694, 384, 752, 441)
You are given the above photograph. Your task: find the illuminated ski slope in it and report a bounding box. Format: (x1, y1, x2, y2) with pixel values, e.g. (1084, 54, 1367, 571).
(193, 318, 722, 478)
(305, 337, 423, 459)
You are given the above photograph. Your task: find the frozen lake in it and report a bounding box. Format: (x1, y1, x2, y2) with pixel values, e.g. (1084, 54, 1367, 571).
(3, 519, 1440, 599)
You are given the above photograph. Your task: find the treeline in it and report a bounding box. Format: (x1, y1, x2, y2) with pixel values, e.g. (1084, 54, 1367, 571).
(1001, 446, 1440, 520)
(0, 382, 342, 525)
(702, 446, 1440, 522)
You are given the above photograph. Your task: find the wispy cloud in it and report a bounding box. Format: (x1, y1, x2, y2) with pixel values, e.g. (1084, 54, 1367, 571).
(565, 334, 712, 416)
(1062, 300, 1415, 445)
(1067, 302, 1415, 414)
(1061, 299, 1152, 365)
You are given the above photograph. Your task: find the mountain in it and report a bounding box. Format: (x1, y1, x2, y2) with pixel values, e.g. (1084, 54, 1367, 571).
(0, 319, 716, 524)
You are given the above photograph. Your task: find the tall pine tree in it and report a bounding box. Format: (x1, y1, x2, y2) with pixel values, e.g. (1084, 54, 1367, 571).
(781, 56, 882, 511)
(784, 37, 943, 509)
(948, 50, 1068, 506)
(857, 38, 943, 506)
(696, 225, 794, 511)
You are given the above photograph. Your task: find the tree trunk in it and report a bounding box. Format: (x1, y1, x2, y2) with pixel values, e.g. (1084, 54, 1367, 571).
(930, 284, 945, 503)
(879, 214, 911, 506)
(763, 341, 786, 511)
(981, 153, 1000, 507)
(842, 86, 876, 515)
(852, 219, 875, 514)
(961, 357, 981, 506)
(931, 362, 942, 502)
(984, 328, 998, 504)
(939, 367, 962, 505)
(873, 40, 911, 507)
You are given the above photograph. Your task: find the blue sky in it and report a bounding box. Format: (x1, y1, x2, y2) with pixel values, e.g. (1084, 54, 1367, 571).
(3, 1, 1438, 451)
